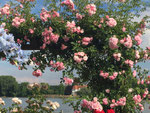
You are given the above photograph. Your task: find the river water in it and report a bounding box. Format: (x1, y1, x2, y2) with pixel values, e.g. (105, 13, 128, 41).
(1, 97, 150, 113)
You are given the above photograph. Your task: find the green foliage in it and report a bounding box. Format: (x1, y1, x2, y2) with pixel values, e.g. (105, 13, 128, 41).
(0, 76, 18, 97)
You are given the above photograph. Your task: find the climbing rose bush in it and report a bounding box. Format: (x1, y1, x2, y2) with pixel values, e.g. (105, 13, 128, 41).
(0, 0, 150, 112)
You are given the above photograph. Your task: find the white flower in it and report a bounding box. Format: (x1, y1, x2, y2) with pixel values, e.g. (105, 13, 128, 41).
(0, 98, 5, 105)
(53, 102, 60, 108)
(46, 100, 53, 105)
(27, 83, 34, 90)
(83, 55, 88, 61)
(51, 104, 57, 110)
(47, 100, 60, 110)
(12, 97, 22, 104)
(11, 108, 18, 113)
(128, 88, 133, 93)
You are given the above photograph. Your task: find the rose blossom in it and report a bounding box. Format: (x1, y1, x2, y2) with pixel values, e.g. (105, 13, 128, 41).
(103, 98, 108, 105)
(76, 13, 83, 20)
(100, 71, 109, 79)
(134, 33, 142, 45)
(63, 77, 74, 85)
(106, 18, 117, 27)
(109, 35, 119, 49)
(116, 97, 126, 106)
(61, 44, 68, 50)
(61, 0, 75, 10)
(133, 95, 142, 104)
(0, 4, 10, 15)
(82, 37, 93, 45)
(81, 97, 103, 112)
(85, 4, 96, 16)
(32, 69, 42, 77)
(105, 89, 110, 93)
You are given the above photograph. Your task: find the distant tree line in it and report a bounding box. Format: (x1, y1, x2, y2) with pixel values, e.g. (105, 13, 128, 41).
(0, 76, 65, 97)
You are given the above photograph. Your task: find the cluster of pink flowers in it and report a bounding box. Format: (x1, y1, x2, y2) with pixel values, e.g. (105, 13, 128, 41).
(143, 50, 149, 60)
(133, 95, 145, 111)
(134, 33, 142, 45)
(32, 69, 42, 77)
(0, 4, 10, 15)
(73, 52, 88, 63)
(138, 103, 144, 111)
(109, 35, 119, 50)
(81, 97, 103, 111)
(41, 27, 59, 49)
(109, 72, 118, 80)
(116, 97, 126, 106)
(120, 35, 133, 48)
(50, 61, 65, 71)
(135, 50, 140, 59)
(99, 71, 109, 79)
(124, 59, 134, 67)
(100, 71, 118, 80)
(113, 53, 121, 61)
(82, 37, 93, 45)
(61, 0, 75, 10)
(133, 95, 142, 104)
(12, 17, 25, 28)
(106, 17, 117, 27)
(76, 13, 83, 20)
(66, 21, 84, 34)
(40, 8, 59, 22)
(85, 4, 97, 16)
(63, 77, 74, 85)
(40, 8, 51, 22)
(110, 97, 126, 108)
(143, 88, 149, 98)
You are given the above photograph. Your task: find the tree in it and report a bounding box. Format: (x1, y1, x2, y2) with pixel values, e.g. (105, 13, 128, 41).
(0, 76, 18, 97)
(17, 82, 30, 97)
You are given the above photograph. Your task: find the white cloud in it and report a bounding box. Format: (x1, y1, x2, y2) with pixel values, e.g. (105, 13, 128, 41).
(140, 29, 150, 49)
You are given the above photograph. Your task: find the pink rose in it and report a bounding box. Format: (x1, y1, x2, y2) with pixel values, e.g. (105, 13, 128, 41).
(103, 98, 108, 105)
(85, 4, 97, 16)
(63, 77, 74, 85)
(106, 18, 117, 27)
(133, 95, 142, 104)
(32, 69, 42, 77)
(109, 36, 119, 50)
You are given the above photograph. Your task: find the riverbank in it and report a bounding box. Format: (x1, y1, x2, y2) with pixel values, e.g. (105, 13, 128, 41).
(1, 95, 76, 98)
(44, 94, 77, 98)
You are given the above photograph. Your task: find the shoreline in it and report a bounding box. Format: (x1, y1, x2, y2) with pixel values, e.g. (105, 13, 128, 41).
(1, 95, 75, 98)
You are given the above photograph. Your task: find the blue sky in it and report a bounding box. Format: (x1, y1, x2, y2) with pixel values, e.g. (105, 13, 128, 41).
(0, 0, 150, 85)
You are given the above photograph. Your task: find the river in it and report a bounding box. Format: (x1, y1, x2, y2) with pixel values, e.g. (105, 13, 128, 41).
(1, 97, 150, 113)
